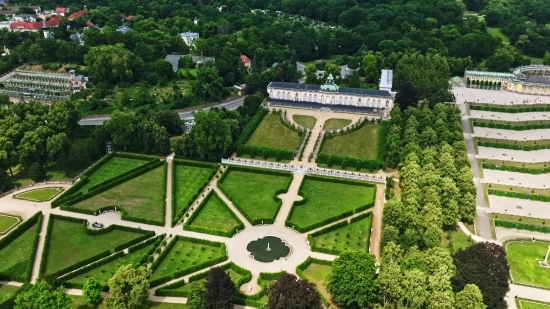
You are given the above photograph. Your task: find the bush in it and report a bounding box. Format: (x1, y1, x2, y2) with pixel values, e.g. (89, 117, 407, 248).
(29, 163, 46, 182)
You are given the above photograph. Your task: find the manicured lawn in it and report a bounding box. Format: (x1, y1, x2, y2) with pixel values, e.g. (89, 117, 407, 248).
(292, 115, 317, 129)
(491, 213, 547, 226)
(15, 187, 63, 202)
(301, 263, 332, 305)
(218, 170, 291, 223)
(506, 241, 550, 289)
(246, 113, 301, 150)
(323, 118, 352, 130)
(67, 244, 154, 286)
(488, 27, 510, 44)
(320, 123, 379, 159)
(72, 165, 165, 224)
(312, 215, 372, 254)
(173, 164, 215, 221)
(0, 215, 19, 233)
(0, 222, 39, 279)
(151, 238, 225, 281)
(518, 300, 550, 309)
(71, 296, 188, 309)
(81, 157, 149, 194)
(441, 225, 474, 253)
(187, 191, 243, 235)
(481, 159, 550, 170)
(486, 183, 550, 197)
(0, 284, 18, 304)
(476, 137, 550, 146)
(287, 177, 375, 231)
(44, 219, 146, 276)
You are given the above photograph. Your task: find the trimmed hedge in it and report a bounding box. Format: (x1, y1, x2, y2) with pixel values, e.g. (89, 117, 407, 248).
(0, 212, 43, 282)
(51, 177, 88, 207)
(385, 177, 394, 199)
(488, 189, 550, 202)
(87, 159, 160, 191)
(482, 163, 550, 174)
(236, 107, 268, 146)
(376, 120, 388, 163)
(473, 121, 550, 131)
(183, 191, 245, 237)
(39, 214, 155, 278)
(495, 220, 550, 233)
(60, 251, 125, 289)
(469, 104, 550, 113)
(234, 271, 287, 305)
(295, 257, 332, 307)
(217, 165, 293, 225)
(171, 159, 218, 227)
(477, 140, 550, 151)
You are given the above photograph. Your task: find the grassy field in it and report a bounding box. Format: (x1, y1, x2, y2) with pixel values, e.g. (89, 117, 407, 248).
(151, 238, 225, 280)
(218, 170, 291, 223)
(486, 183, 550, 196)
(292, 115, 317, 129)
(15, 187, 63, 202)
(187, 192, 243, 235)
(323, 119, 352, 130)
(488, 27, 510, 44)
(312, 215, 372, 254)
(288, 177, 375, 230)
(299, 54, 343, 66)
(0, 223, 39, 280)
(80, 157, 148, 194)
(0, 215, 19, 233)
(518, 299, 550, 309)
(320, 123, 379, 159)
(301, 262, 332, 306)
(507, 241, 550, 289)
(0, 284, 18, 304)
(44, 219, 146, 275)
(173, 164, 215, 221)
(72, 165, 165, 224)
(67, 244, 154, 286)
(441, 225, 474, 253)
(246, 113, 301, 150)
(71, 296, 188, 309)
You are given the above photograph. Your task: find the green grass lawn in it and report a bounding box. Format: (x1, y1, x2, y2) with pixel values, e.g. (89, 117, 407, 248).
(292, 115, 317, 129)
(218, 170, 291, 223)
(0, 284, 18, 304)
(72, 165, 165, 224)
(323, 118, 352, 130)
(312, 215, 372, 254)
(246, 113, 301, 150)
(506, 241, 550, 289)
(71, 296, 188, 309)
(441, 225, 474, 253)
(151, 238, 225, 280)
(0, 222, 39, 279)
(301, 263, 332, 306)
(288, 177, 375, 231)
(320, 123, 379, 159)
(170, 138, 182, 148)
(187, 191, 243, 236)
(80, 157, 149, 194)
(15, 187, 63, 202)
(173, 164, 215, 221)
(0, 215, 19, 233)
(488, 27, 510, 44)
(67, 244, 154, 286)
(44, 219, 146, 276)
(518, 300, 550, 309)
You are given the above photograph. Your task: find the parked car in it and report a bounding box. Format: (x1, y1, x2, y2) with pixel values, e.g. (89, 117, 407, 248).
(92, 222, 103, 228)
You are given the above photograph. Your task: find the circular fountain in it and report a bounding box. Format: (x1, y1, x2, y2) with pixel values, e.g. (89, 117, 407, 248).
(246, 236, 291, 263)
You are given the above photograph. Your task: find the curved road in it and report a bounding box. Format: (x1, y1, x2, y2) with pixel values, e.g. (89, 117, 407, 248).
(78, 97, 245, 126)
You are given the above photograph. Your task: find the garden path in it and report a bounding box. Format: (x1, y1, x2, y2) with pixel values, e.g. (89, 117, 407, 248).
(212, 185, 251, 228)
(369, 183, 384, 261)
(274, 174, 304, 226)
(164, 156, 173, 228)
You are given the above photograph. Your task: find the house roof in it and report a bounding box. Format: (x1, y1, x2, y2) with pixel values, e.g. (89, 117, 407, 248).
(10, 21, 41, 30)
(85, 20, 95, 27)
(240, 55, 250, 63)
(379, 69, 393, 89)
(45, 15, 60, 26)
(121, 14, 135, 20)
(68, 10, 87, 19)
(56, 7, 67, 13)
(267, 82, 393, 98)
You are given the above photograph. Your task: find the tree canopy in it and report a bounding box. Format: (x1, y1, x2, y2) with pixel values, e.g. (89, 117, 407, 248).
(267, 273, 323, 309)
(104, 265, 151, 309)
(14, 280, 72, 309)
(203, 267, 236, 309)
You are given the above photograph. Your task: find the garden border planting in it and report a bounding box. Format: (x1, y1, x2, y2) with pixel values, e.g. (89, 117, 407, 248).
(14, 187, 64, 202)
(495, 220, 550, 233)
(476, 139, 550, 151)
(488, 189, 550, 202)
(482, 163, 550, 174)
(469, 103, 550, 113)
(217, 165, 293, 225)
(234, 271, 287, 307)
(473, 120, 550, 131)
(171, 159, 218, 227)
(0, 212, 43, 282)
(183, 190, 245, 237)
(285, 175, 376, 232)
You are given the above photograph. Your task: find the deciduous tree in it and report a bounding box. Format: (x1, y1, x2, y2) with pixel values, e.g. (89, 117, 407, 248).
(14, 280, 72, 309)
(203, 267, 235, 309)
(104, 265, 151, 309)
(455, 284, 487, 309)
(267, 273, 323, 309)
(83, 278, 103, 307)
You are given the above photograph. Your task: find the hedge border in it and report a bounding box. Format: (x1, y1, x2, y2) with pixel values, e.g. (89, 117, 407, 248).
(217, 165, 293, 225)
(234, 270, 287, 306)
(39, 214, 155, 278)
(171, 159, 218, 227)
(0, 212, 43, 282)
(0, 213, 21, 235)
(495, 220, 550, 233)
(285, 175, 376, 232)
(488, 189, 550, 202)
(473, 120, 550, 131)
(482, 162, 550, 174)
(469, 104, 550, 113)
(477, 140, 550, 151)
(183, 190, 245, 237)
(295, 257, 332, 307)
(14, 187, 64, 202)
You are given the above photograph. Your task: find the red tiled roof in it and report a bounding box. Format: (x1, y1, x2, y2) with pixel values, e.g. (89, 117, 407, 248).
(121, 14, 135, 20)
(10, 21, 41, 30)
(85, 20, 95, 27)
(68, 10, 87, 19)
(240, 55, 251, 63)
(45, 15, 61, 26)
(56, 7, 67, 13)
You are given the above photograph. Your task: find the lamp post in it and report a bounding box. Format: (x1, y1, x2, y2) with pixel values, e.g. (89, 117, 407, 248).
(544, 245, 550, 264)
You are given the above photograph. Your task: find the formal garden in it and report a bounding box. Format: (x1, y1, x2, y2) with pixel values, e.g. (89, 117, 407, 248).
(506, 240, 550, 289)
(292, 115, 317, 129)
(14, 187, 64, 202)
(0, 214, 20, 234)
(322, 118, 352, 130)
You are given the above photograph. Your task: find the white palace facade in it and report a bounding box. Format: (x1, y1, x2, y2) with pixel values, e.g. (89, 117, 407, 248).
(464, 64, 550, 96)
(266, 75, 395, 112)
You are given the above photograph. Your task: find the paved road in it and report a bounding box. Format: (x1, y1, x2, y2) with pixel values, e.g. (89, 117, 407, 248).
(458, 102, 492, 239)
(78, 97, 245, 126)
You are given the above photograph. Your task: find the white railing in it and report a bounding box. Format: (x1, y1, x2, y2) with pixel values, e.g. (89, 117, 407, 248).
(221, 158, 386, 183)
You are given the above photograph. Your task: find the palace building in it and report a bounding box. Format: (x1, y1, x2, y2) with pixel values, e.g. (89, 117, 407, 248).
(266, 74, 394, 115)
(464, 64, 550, 96)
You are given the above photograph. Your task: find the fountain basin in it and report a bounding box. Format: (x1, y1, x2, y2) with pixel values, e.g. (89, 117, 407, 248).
(247, 236, 291, 263)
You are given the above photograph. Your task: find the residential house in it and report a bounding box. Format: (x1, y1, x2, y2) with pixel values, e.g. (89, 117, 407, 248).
(55, 7, 68, 16)
(69, 70, 88, 92)
(180, 31, 199, 47)
(68, 10, 87, 19)
(240, 55, 251, 71)
(116, 25, 132, 33)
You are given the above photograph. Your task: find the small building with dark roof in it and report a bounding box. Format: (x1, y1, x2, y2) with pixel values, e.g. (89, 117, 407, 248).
(267, 74, 394, 112)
